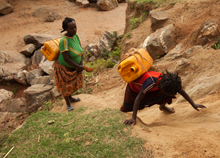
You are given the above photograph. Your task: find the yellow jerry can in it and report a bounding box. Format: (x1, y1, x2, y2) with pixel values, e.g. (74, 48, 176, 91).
(41, 37, 61, 61)
(118, 48, 153, 83)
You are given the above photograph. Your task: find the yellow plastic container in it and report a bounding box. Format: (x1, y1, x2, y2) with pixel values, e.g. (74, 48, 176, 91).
(118, 48, 153, 83)
(41, 38, 61, 61)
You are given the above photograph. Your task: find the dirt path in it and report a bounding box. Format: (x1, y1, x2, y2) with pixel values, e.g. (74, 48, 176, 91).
(1, 0, 220, 157)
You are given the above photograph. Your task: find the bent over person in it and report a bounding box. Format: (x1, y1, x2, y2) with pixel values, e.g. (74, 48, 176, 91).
(54, 17, 84, 111)
(121, 70, 206, 125)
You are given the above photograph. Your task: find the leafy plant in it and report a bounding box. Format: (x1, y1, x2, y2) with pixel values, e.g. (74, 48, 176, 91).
(41, 101, 53, 111)
(129, 11, 148, 30)
(211, 37, 220, 50)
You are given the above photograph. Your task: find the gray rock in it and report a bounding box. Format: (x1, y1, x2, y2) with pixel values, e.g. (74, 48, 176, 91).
(0, 98, 27, 112)
(50, 87, 61, 100)
(26, 69, 44, 85)
(195, 20, 219, 45)
(48, 67, 55, 81)
(24, 84, 53, 113)
(0, 1, 13, 15)
(97, 0, 118, 11)
(14, 71, 28, 86)
(23, 33, 60, 49)
(30, 76, 51, 86)
(150, 11, 168, 24)
(182, 46, 203, 58)
(76, 0, 90, 8)
(164, 43, 184, 60)
(142, 24, 175, 60)
(83, 44, 99, 61)
(0, 51, 30, 82)
(45, 13, 56, 22)
(98, 31, 116, 58)
(0, 89, 13, 103)
(20, 44, 36, 57)
(33, 7, 57, 22)
(31, 49, 44, 65)
(89, 56, 96, 62)
(40, 60, 55, 74)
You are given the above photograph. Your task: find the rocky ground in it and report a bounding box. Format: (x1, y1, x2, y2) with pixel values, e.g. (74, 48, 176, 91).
(1, 0, 220, 157)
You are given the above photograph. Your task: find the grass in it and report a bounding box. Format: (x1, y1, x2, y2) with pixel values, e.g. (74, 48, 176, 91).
(129, 11, 149, 30)
(1, 108, 151, 158)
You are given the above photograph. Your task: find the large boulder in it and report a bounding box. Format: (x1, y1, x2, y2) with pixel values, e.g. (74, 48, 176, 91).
(98, 31, 117, 59)
(97, 0, 118, 11)
(0, 1, 13, 15)
(14, 70, 28, 85)
(31, 49, 44, 65)
(33, 7, 58, 22)
(83, 44, 99, 61)
(150, 11, 169, 31)
(0, 98, 27, 112)
(26, 69, 44, 85)
(24, 84, 53, 113)
(194, 20, 219, 46)
(23, 33, 60, 49)
(19, 44, 36, 57)
(39, 60, 55, 74)
(0, 89, 13, 103)
(0, 51, 31, 82)
(30, 76, 51, 86)
(141, 24, 176, 60)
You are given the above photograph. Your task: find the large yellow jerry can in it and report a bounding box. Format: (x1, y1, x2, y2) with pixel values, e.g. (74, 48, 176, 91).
(118, 48, 153, 83)
(41, 38, 61, 61)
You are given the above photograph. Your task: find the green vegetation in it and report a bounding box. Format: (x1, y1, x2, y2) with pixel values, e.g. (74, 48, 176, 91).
(1, 108, 151, 158)
(82, 31, 122, 85)
(211, 37, 220, 50)
(136, 0, 155, 5)
(12, 85, 19, 95)
(129, 11, 149, 30)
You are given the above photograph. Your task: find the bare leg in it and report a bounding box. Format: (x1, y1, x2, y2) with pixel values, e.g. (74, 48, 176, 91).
(64, 96, 74, 111)
(159, 103, 175, 113)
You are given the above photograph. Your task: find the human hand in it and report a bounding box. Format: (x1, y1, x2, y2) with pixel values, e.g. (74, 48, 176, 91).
(193, 104, 206, 111)
(123, 118, 136, 125)
(77, 65, 84, 73)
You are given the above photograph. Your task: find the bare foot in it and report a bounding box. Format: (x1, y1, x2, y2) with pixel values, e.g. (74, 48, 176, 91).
(159, 105, 175, 113)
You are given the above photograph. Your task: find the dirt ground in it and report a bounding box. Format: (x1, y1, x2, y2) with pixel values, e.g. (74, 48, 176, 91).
(1, 0, 220, 157)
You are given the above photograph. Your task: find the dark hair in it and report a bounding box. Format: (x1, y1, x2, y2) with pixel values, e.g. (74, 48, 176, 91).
(159, 70, 182, 95)
(61, 17, 75, 33)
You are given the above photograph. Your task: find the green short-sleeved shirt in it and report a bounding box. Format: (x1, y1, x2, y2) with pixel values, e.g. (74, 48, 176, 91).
(58, 34, 83, 68)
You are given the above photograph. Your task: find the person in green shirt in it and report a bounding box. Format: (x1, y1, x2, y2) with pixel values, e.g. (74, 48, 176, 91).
(54, 17, 84, 111)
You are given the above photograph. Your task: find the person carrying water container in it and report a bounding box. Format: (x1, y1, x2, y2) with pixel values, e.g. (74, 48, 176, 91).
(54, 17, 84, 112)
(118, 49, 206, 125)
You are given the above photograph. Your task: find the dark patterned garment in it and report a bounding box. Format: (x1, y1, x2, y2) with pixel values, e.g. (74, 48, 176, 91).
(120, 71, 176, 112)
(54, 60, 83, 97)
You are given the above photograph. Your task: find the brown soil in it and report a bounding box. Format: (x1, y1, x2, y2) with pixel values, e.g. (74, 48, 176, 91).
(1, 0, 220, 157)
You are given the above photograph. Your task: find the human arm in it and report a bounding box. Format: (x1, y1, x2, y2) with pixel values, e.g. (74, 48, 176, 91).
(178, 89, 206, 111)
(123, 90, 145, 125)
(62, 51, 84, 72)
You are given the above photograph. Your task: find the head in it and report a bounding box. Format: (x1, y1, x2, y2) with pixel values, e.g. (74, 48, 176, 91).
(61, 17, 76, 36)
(159, 70, 182, 96)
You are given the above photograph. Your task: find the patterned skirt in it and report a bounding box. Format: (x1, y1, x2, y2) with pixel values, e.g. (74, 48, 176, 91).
(54, 60, 83, 97)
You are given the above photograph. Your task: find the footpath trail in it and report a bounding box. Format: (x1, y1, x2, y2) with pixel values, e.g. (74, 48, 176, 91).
(1, 0, 220, 157)
(52, 83, 220, 157)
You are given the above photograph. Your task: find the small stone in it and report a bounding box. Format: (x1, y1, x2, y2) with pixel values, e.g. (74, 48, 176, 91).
(48, 120, 55, 124)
